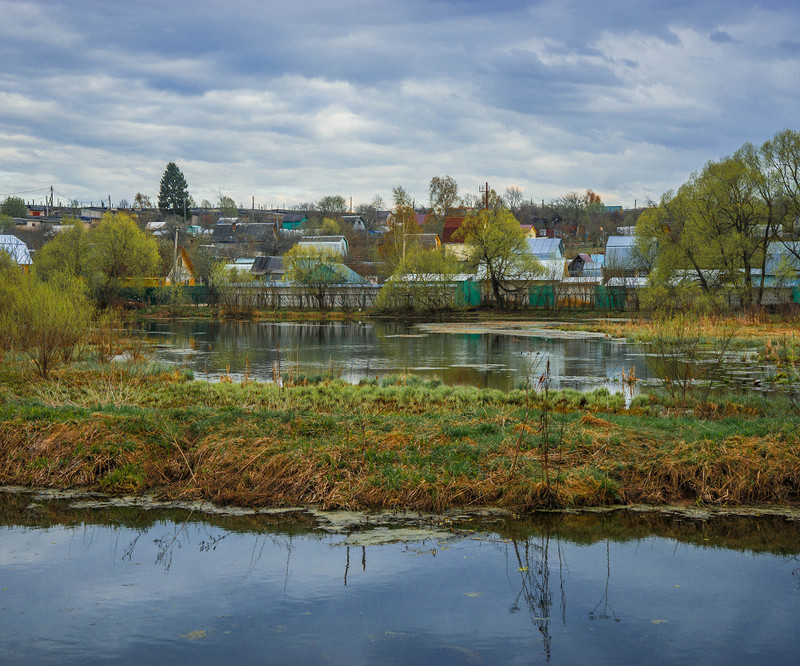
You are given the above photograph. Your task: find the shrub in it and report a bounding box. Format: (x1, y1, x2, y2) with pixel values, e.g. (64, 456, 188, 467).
(6, 271, 94, 379)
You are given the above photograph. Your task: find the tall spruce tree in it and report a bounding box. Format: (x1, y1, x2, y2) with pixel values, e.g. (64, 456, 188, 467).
(158, 162, 191, 218)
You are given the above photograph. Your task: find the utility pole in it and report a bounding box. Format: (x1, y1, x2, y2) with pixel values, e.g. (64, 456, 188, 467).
(173, 228, 179, 284)
(479, 182, 490, 210)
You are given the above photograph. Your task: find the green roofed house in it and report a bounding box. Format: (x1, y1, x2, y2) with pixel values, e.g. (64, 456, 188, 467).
(284, 259, 368, 285)
(280, 212, 308, 232)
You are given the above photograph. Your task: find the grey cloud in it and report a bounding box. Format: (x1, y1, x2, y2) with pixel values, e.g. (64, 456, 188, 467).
(1, 0, 800, 208)
(710, 30, 734, 43)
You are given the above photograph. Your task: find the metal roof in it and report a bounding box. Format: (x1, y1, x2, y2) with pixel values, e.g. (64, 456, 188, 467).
(526, 237, 564, 259)
(605, 235, 636, 248)
(0, 235, 32, 265)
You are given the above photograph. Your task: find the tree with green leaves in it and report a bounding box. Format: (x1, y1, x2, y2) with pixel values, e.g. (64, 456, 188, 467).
(33, 220, 91, 281)
(284, 244, 348, 310)
(158, 162, 191, 218)
(636, 129, 800, 309)
(0, 196, 28, 218)
(5, 270, 93, 378)
(89, 212, 160, 305)
(377, 246, 465, 312)
(455, 208, 541, 307)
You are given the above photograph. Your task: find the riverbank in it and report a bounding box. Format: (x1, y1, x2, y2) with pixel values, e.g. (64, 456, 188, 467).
(1, 363, 798, 511)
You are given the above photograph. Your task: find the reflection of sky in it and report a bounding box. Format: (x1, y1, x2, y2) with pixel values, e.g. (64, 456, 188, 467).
(2, 514, 799, 664)
(146, 320, 655, 393)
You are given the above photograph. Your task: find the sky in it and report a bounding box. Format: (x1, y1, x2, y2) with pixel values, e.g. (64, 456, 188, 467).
(2, 0, 800, 211)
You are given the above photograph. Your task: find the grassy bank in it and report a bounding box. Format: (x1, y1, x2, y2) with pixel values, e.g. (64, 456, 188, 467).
(1, 362, 799, 511)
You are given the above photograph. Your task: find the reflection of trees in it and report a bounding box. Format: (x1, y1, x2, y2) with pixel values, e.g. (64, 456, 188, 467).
(589, 540, 620, 623)
(343, 545, 367, 586)
(146, 319, 656, 391)
(508, 531, 567, 661)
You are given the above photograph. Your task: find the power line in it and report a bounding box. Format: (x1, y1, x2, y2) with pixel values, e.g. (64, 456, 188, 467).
(0, 187, 52, 198)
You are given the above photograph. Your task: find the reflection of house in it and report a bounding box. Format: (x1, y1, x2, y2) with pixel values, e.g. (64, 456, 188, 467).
(297, 235, 349, 257)
(0, 234, 32, 271)
(251, 256, 286, 281)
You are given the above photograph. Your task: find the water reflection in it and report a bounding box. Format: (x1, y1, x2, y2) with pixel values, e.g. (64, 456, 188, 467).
(145, 319, 654, 393)
(2, 492, 800, 664)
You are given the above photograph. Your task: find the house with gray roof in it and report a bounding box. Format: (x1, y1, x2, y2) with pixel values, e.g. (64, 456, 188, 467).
(210, 222, 277, 244)
(251, 256, 287, 281)
(297, 235, 349, 257)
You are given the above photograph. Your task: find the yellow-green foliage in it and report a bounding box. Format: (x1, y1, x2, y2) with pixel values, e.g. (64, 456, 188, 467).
(4, 270, 94, 378)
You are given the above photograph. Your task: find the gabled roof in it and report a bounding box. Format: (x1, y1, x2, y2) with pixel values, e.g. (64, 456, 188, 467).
(284, 259, 368, 284)
(605, 235, 636, 269)
(210, 223, 276, 243)
(340, 215, 366, 226)
(441, 216, 466, 244)
(0, 234, 32, 265)
(299, 235, 346, 243)
(606, 235, 636, 248)
(280, 213, 307, 224)
(251, 255, 285, 276)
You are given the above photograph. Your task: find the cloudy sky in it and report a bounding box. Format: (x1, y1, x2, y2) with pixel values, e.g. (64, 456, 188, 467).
(2, 0, 800, 211)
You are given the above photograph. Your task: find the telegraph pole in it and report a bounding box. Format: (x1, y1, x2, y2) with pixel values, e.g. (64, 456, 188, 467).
(479, 182, 490, 210)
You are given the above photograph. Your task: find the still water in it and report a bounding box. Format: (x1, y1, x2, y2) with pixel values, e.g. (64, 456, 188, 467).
(2, 490, 799, 664)
(144, 319, 655, 392)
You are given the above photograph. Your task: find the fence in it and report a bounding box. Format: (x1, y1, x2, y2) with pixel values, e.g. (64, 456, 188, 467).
(120, 281, 647, 311)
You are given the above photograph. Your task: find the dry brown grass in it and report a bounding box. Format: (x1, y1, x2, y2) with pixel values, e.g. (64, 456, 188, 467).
(2, 366, 800, 511)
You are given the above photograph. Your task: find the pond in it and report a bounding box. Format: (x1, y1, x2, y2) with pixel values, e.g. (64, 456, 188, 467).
(1, 490, 799, 664)
(143, 319, 657, 393)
